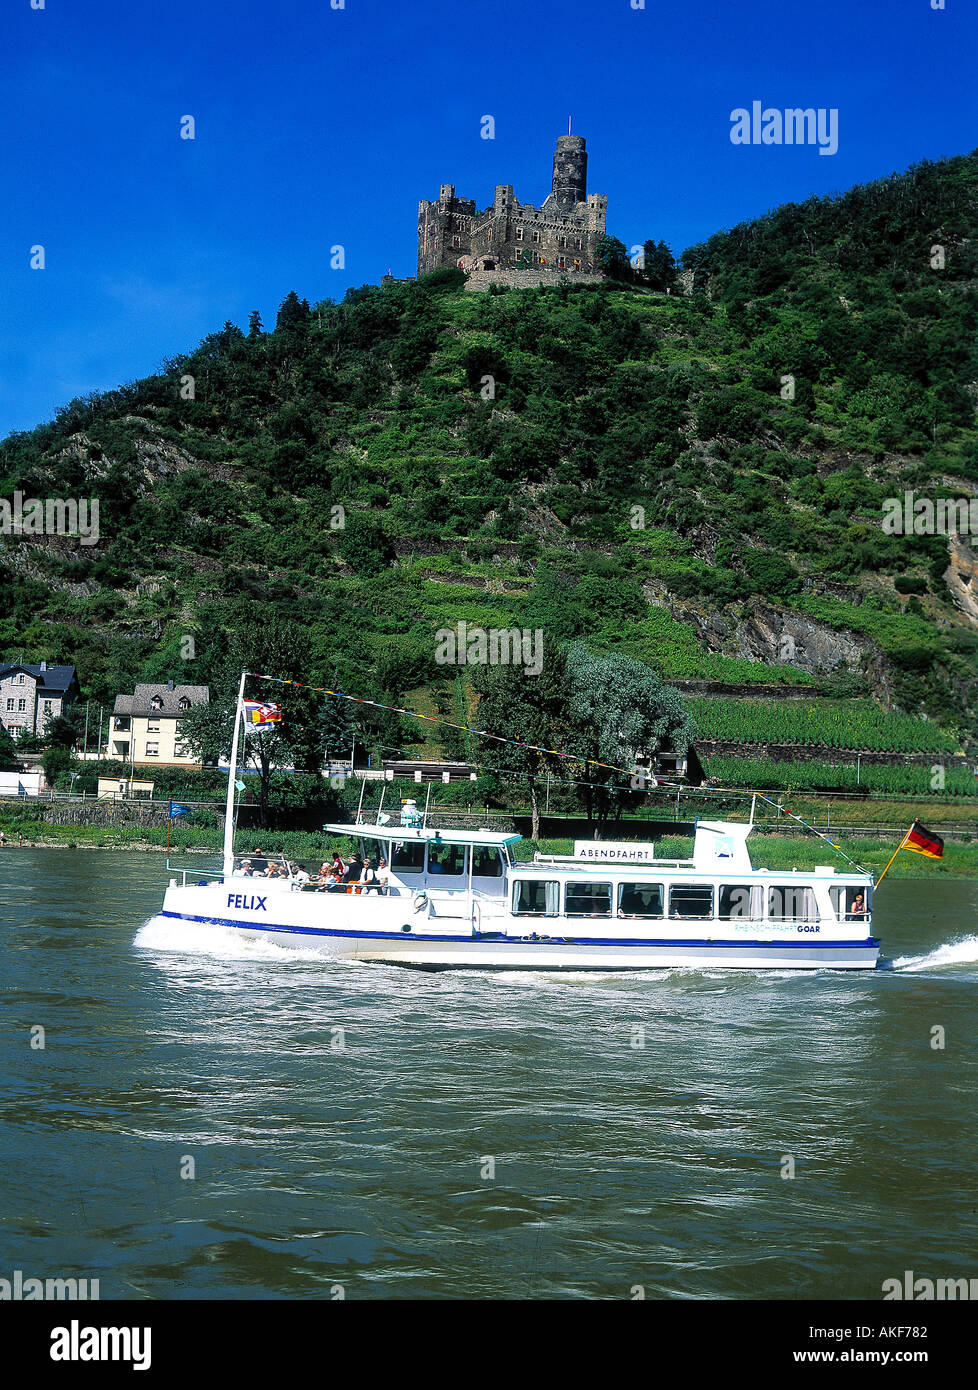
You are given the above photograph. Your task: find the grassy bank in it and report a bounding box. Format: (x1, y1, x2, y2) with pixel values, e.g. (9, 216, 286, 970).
(2, 812, 975, 878)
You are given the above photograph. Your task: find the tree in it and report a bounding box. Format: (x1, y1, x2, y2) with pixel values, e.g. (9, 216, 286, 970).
(641, 239, 678, 292)
(45, 714, 79, 749)
(275, 291, 311, 335)
(564, 645, 694, 829)
(595, 235, 633, 282)
(0, 726, 18, 770)
(179, 616, 325, 825)
(471, 640, 569, 840)
(320, 690, 356, 769)
(247, 310, 264, 339)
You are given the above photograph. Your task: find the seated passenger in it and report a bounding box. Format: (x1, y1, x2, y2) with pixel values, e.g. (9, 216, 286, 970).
(849, 892, 866, 919)
(362, 858, 381, 892)
(290, 862, 310, 885)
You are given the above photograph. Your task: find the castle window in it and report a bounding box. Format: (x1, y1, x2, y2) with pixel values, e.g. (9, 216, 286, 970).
(558, 237, 565, 249)
(452, 236, 460, 248)
(575, 239, 582, 250)
(487, 230, 492, 243)
(515, 227, 524, 241)
(531, 230, 539, 243)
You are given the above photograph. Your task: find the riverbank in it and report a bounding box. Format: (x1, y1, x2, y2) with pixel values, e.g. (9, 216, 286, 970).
(1, 815, 975, 878)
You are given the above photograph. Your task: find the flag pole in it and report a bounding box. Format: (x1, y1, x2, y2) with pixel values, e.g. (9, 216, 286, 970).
(223, 670, 247, 880)
(875, 826, 911, 890)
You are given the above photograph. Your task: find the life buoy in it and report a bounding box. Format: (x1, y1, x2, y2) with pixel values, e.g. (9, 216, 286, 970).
(413, 891, 428, 914)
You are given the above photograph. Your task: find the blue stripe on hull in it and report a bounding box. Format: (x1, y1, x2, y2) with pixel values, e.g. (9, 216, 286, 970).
(157, 910, 878, 951)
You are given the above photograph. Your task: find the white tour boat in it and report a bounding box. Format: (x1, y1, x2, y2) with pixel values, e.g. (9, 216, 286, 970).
(154, 671, 879, 969)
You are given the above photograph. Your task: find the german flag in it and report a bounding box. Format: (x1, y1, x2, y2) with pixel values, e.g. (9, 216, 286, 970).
(904, 821, 944, 860)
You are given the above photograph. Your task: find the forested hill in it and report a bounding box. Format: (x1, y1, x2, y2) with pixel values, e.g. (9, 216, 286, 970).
(1, 150, 977, 750)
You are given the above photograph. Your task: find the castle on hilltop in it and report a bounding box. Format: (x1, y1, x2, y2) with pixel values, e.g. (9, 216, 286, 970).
(415, 133, 608, 290)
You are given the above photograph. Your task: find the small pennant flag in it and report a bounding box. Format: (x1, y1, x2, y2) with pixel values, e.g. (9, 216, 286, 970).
(168, 802, 193, 820)
(243, 700, 282, 731)
(904, 821, 944, 860)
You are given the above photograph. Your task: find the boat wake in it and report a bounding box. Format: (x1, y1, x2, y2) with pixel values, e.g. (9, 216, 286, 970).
(133, 914, 331, 963)
(885, 935, 978, 973)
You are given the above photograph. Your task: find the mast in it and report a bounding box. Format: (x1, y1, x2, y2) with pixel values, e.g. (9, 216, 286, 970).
(222, 670, 247, 878)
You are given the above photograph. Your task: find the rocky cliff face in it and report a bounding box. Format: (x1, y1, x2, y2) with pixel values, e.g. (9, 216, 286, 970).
(945, 539, 978, 625)
(648, 589, 891, 697)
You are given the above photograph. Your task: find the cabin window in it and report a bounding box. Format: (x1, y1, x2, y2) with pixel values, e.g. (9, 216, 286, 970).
(617, 883, 664, 918)
(668, 884, 714, 919)
(718, 885, 763, 920)
(391, 842, 425, 874)
(768, 886, 817, 921)
(472, 846, 503, 877)
(512, 880, 559, 916)
(565, 881, 612, 917)
(829, 886, 871, 921)
(427, 843, 466, 877)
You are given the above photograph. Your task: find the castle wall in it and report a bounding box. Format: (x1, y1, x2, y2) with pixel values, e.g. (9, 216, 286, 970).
(464, 266, 605, 293)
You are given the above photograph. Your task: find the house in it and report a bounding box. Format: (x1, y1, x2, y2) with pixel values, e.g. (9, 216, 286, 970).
(97, 777, 155, 800)
(108, 681, 208, 767)
(0, 661, 79, 738)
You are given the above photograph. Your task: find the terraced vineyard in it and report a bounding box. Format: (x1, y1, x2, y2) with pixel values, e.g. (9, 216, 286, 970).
(704, 756, 978, 798)
(689, 698, 961, 754)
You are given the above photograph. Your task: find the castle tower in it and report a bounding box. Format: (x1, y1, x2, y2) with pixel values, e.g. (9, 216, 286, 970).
(550, 134, 587, 210)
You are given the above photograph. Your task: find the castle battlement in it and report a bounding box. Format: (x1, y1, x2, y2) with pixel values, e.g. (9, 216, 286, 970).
(417, 134, 607, 285)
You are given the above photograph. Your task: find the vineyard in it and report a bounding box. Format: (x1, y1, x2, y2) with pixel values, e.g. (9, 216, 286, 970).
(689, 698, 961, 754)
(704, 756, 978, 798)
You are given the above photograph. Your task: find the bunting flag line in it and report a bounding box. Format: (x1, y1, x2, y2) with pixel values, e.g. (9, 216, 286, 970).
(242, 670, 870, 875)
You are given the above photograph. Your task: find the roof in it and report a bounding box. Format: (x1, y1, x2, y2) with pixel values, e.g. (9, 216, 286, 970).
(322, 821, 522, 848)
(0, 663, 77, 693)
(113, 684, 209, 717)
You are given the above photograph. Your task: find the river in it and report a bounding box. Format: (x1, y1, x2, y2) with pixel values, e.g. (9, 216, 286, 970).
(2, 849, 977, 1300)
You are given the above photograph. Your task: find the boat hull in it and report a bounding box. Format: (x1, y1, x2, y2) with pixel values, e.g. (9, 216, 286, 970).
(156, 884, 880, 971)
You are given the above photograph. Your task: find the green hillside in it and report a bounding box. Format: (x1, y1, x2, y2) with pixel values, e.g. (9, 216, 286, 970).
(1, 150, 977, 762)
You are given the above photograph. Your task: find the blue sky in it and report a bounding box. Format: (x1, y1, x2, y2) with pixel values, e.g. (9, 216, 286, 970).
(1, 0, 975, 436)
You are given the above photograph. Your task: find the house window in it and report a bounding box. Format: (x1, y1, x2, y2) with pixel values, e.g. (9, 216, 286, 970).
(668, 884, 714, 919)
(147, 721, 160, 733)
(17, 699, 26, 712)
(5, 700, 12, 711)
(42, 701, 52, 713)
(174, 743, 188, 758)
(617, 883, 664, 919)
(512, 880, 559, 916)
(150, 696, 163, 710)
(564, 881, 612, 917)
(15, 674, 24, 685)
(178, 697, 190, 711)
(145, 743, 159, 757)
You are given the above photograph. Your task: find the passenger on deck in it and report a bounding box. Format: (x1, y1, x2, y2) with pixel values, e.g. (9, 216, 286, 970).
(342, 852, 364, 887)
(362, 858, 381, 892)
(290, 862, 310, 885)
(849, 892, 867, 919)
(377, 857, 389, 894)
(251, 848, 268, 873)
(237, 859, 253, 877)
